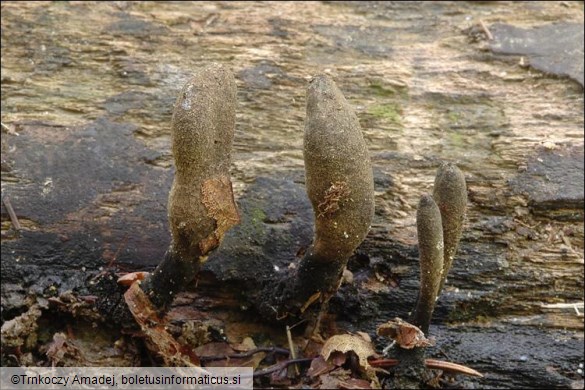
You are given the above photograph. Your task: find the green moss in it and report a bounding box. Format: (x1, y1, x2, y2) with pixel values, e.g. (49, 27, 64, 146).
(368, 103, 403, 125)
(237, 206, 267, 243)
(368, 81, 408, 98)
(447, 110, 462, 124)
(448, 131, 466, 147)
(369, 82, 398, 97)
(250, 207, 266, 223)
(447, 299, 499, 323)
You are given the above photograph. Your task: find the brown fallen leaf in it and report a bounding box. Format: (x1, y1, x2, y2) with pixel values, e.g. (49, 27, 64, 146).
(308, 355, 336, 378)
(377, 317, 435, 349)
(339, 377, 373, 389)
(1, 304, 42, 349)
(117, 272, 149, 286)
(195, 342, 234, 365)
(46, 333, 72, 366)
(48, 292, 102, 321)
(321, 333, 376, 370)
(124, 282, 199, 367)
(318, 368, 352, 390)
(330, 350, 348, 367)
(231, 337, 266, 369)
(195, 340, 265, 369)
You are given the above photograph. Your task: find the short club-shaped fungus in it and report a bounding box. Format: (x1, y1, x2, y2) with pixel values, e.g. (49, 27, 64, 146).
(432, 163, 467, 295)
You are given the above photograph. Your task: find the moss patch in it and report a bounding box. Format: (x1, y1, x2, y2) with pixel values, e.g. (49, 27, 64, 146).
(368, 103, 403, 125)
(369, 82, 400, 97)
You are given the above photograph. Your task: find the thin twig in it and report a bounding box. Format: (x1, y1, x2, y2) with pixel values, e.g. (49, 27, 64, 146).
(199, 347, 290, 362)
(479, 20, 493, 41)
(286, 325, 299, 376)
(3, 196, 21, 231)
(253, 358, 313, 378)
(368, 358, 399, 368)
(540, 302, 584, 310)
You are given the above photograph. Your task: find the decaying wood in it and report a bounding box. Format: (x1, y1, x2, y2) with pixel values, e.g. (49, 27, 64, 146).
(1, 1, 583, 388)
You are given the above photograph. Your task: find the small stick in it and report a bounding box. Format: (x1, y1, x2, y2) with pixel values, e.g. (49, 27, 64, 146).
(253, 358, 313, 378)
(368, 358, 399, 368)
(286, 325, 300, 377)
(3, 196, 21, 231)
(1, 122, 19, 136)
(540, 302, 584, 310)
(479, 20, 493, 41)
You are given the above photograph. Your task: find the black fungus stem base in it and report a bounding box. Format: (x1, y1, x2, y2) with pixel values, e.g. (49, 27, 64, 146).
(410, 294, 436, 336)
(391, 347, 428, 389)
(139, 249, 202, 311)
(256, 249, 347, 323)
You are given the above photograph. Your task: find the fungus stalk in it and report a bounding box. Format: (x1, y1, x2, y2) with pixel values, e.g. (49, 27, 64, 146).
(261, 75, 374, 321)
(138, 64, 240, 311)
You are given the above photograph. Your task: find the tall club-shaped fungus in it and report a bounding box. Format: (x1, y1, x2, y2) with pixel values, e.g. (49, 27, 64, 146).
(289, 74, 375, 315)
(139, 64, 240, 310)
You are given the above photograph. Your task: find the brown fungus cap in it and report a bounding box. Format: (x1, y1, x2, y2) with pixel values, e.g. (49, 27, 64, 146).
(304, 74, 375, 262)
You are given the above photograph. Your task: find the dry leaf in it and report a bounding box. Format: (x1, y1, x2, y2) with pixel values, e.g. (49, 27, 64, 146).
(308, 355, 335, 377)
(117, 271, 149, 286)
(231, 337, 265, 369)
(377, 318, 435, 349)
(330, 350, 347, 367)
(320, 333, 375, 370)
(319, 368, 352, 390)
(319, 373, 342, 389)
(232, 336, 256, 352)
(339, 378, 373, 389)
(1, 304, 42, 349)
(124, 283, 200, 366)
(46, 333, 72, 366)
(195, 340, 264, 369)
(194, 341, 234, 365)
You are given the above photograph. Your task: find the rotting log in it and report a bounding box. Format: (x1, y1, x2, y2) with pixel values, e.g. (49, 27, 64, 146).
(1, 1, 583, 387)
